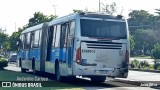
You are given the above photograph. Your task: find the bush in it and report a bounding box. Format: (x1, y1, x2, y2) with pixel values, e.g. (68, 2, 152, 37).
(0, 58, 8, 70)
(131, 59, 140, 68)
(140, 61, 149, 69)
(153, 61, 160, 70)
(157, 65, 160, 70)
(149, 64, 154, 70)
(152, 43, 160, 59)
(130, 63, 135, 68)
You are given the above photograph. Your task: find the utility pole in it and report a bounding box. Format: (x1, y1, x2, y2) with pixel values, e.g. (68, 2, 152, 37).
(0, 27, 2, 33)
(15, 22, 16, 32)
(4, 27, 6, 34)
(52, 5, 57, 16)
(99, 0, 101, 12)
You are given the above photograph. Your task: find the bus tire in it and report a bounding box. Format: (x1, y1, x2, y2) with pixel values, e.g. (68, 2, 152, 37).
(67, 76, 76, 82)
(55, 62, 63, 81)
(32, 58, 36, 74)
(21, 68, 27, 73)
(19, 58, 22, 67)
(91, 76, 106, 82)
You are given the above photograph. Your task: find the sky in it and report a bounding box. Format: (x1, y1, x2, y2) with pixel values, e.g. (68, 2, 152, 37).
(0, 0, 160, 36)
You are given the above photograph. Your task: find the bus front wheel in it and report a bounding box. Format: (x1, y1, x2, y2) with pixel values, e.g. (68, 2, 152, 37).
(32, 58, 37, 74)
(55, 62, 63, 81)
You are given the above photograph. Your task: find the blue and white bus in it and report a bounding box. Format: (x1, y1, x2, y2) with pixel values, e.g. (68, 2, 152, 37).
(17, 12, 130, 82)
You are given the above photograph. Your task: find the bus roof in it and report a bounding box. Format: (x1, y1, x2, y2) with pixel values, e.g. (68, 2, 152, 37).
(21, 23, 44, 34)
(49, 13, 78, 26)
(21, 12, 125, 34)
(49, 12, 125, 26)
(79, 12, 125, 20)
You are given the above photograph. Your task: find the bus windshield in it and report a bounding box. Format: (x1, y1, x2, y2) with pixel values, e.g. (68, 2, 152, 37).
(80, 19, 127, 39)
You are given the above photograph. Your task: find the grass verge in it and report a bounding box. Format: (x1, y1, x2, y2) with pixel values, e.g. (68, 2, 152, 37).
(131, 56, 152, 59)
(0, 70, 83, 90)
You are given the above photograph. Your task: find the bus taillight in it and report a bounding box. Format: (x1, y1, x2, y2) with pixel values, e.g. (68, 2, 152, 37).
(76, 47, 81, 64)
(125, 50, 129, 64)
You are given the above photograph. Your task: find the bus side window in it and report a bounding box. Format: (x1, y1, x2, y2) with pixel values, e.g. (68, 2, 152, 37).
(24, 34, 27, 49)
(55, 25, 61, 47)
(69, 21, 75, 37)
(33, 30, 40, 48)
(64, 24, 69, 48)
(39, 29, 42, 47)
(26, 33, 31, 49)
(19, 34, 24, 49)
(52, 25, 57, 47)
(60, 23, 67, 48)
(68, 21, 75, 47)
(30, 32, 35, 49)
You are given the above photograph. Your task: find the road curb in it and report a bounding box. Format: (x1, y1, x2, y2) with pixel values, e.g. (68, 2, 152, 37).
(114, 79, 141, 86)
(114, 79, 160, 89)
(130, 68, 160, 73)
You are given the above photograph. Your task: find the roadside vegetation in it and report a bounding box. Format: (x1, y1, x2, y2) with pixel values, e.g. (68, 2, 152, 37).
(130, 59, 160, 70)
(131, 55, 152, 59)
(0, 57, 8, 70)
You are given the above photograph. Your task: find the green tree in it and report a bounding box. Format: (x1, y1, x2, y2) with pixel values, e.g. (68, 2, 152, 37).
(151, 43, 160, 70)
(27, 12, 57, 28)
(155, 9, 160, 16)
(133, 29, 157, 55)
(128, 10, 155, 34)
(0, 32, 9, 52)
(128, 9, 160, 56)
(9, 28, 23, 51)
(9, 11, 57, 51)
(130, 35, 135, 51)
(101, 2, 117, 15)
(73, 9, 83, 13)
(152, 43, 160, 59)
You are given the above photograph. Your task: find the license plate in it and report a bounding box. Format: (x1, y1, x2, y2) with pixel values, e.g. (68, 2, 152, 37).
(99, 70, 109, 74)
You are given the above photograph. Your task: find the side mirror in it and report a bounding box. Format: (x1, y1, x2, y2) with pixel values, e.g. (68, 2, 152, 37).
(16, 39, 21, 47)
(16, 41, 19, 47)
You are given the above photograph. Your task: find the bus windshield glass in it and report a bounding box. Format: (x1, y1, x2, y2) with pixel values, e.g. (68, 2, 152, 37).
(80, 19, 127, 39)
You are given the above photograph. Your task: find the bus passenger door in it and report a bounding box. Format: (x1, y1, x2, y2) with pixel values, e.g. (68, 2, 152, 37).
(21, 34, 27, 60)
(46, 26, 53, 61)
(60, 21, 75, 68)
(66, 21, 75, 68)
(59, 21, 75, 73)
(59, 24, 67, 62)
(23, 33, 30, 60)
(28, 32, 34, 60)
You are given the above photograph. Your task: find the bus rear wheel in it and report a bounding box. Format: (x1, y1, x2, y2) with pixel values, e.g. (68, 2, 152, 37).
(91, 76, 106, 82)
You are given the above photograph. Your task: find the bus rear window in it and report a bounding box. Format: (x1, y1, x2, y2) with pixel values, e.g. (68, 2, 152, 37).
(80, 19, 127, 39)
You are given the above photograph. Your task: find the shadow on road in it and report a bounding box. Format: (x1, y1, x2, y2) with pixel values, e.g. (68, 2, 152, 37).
(24, 71, 137, 88)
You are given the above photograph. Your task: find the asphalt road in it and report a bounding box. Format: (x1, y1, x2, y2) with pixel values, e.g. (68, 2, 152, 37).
(117, 70, 160, 81)
(3, 62, 160, 90)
